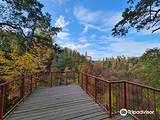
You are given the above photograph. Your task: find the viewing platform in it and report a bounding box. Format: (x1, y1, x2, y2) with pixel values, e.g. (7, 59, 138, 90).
(5, 85, 132, 120)
(0, 71, 159, 120)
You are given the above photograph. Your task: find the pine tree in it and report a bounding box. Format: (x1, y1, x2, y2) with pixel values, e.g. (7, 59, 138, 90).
(112, 0, 160, 37)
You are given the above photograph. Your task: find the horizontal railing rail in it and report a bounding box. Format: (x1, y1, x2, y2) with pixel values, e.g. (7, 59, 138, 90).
(0, 71, 160, 120)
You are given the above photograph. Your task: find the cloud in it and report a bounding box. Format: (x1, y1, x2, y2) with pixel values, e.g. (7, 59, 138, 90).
(87, 50, 112, 60)
(3, 26, 17, 32)
(73, 6, 122, 33)
(25, 28, 31, 32)
(82, 23, 108, 33)
(100, 36, 160, 57)
(103, 12, 122, 27)
(91, 34, 96, 39)
(62, 43, 91, 50)
(74, 6, 102, 24)
(66, 8, 70, 13)
(100, 36, 124, 42)
(79, 35, 96, 42)
(55, 15, 69, 31)
(82, 24, 95, 33)
(51, 0, 69, 5)
(57, 32, 71, 40)
(130, 28, 160, 36)
(109, 40, 160, 54)
(65, 35, 160, 60)
(79, 37, 87, 42)
(83, 25, 89, 33)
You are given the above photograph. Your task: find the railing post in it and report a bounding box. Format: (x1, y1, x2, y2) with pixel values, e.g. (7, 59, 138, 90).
(66, 72, 68, 86)
(51, 72, 52, 87)
(35, 73, 37, 88)
(0, 85, 5, 120)
(78, 72, 79, 85)
(81, 73, 83, 88)
(22, 78, 25, 99)
(30, 75, 33, 92)
(86, 75, 88, 92)
(124, 82, 126, 109)
(109, 83, 112, 118)
(95, 78, 97, 103)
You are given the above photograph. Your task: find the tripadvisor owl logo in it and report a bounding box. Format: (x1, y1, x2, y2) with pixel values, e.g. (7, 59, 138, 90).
(120, 108, 154, 116)
(120, 108, 127, 116)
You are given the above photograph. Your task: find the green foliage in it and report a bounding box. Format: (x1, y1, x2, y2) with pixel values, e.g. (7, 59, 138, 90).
(130, 57, 139, 66)
(0, 0, 61, 48)
(52, 52, 75, 72)
(52, 53, 67, 72)
(112, 0, 160, 37)
(104, 60, 112, 69)
(140, 48, 160, 88)
(0, 0, 64, 83)
(51, 47, 92, 74)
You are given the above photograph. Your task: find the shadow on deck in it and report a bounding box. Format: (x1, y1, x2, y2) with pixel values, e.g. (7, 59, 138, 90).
(5, 85, 133, 120)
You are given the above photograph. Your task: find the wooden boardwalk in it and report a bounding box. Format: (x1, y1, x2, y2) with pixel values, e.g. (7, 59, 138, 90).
(5, 85, 133, 120)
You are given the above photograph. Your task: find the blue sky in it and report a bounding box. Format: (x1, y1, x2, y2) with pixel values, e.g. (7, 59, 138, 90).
(39, 0, 160, 60)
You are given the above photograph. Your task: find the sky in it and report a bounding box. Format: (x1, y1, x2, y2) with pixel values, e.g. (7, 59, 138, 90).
(39, 0, 160, 61)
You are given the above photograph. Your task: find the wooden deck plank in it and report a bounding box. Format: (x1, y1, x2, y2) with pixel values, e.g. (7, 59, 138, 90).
(7, 103, 99, 119)
(13, 98, 93, 113)
(5, 85, 134, 120)
(86, 114, 109, 120)
(68, 111, 107, 120)
(33, 107, 105, 120)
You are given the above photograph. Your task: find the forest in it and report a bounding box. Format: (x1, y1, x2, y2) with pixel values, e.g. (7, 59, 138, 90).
(0, 0, 160, 90)
(1, 23, 160, 89)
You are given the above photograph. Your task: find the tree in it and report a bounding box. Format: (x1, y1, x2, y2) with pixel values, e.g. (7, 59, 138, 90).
(130, 57, 139, 66)
(140, 48, 160, 89)
(52, 53, 66, 72)
(0, 29, 13, 53)
(0, 0, 61, 47)
(112, 59, 118, 70)
(112, 0, 160, 37)
(104, 60, 112, 70)
(52, 52, 75, 72)
(53, 43, 63, 54)
(0, 41, 52, 81)
(82, 65, 90, 74)
(0, 0, 64, 82)
(92, 62, 103, 76)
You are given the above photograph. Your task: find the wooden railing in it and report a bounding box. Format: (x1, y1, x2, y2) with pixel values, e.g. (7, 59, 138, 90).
(0, 71, 160, 120)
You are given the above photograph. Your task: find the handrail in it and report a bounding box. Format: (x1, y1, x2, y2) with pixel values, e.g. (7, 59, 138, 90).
(79, 72, 160, 92)
(124, 81, 160, 92)
(0, 71, 160, 120)
(0, 73, 37, 87)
